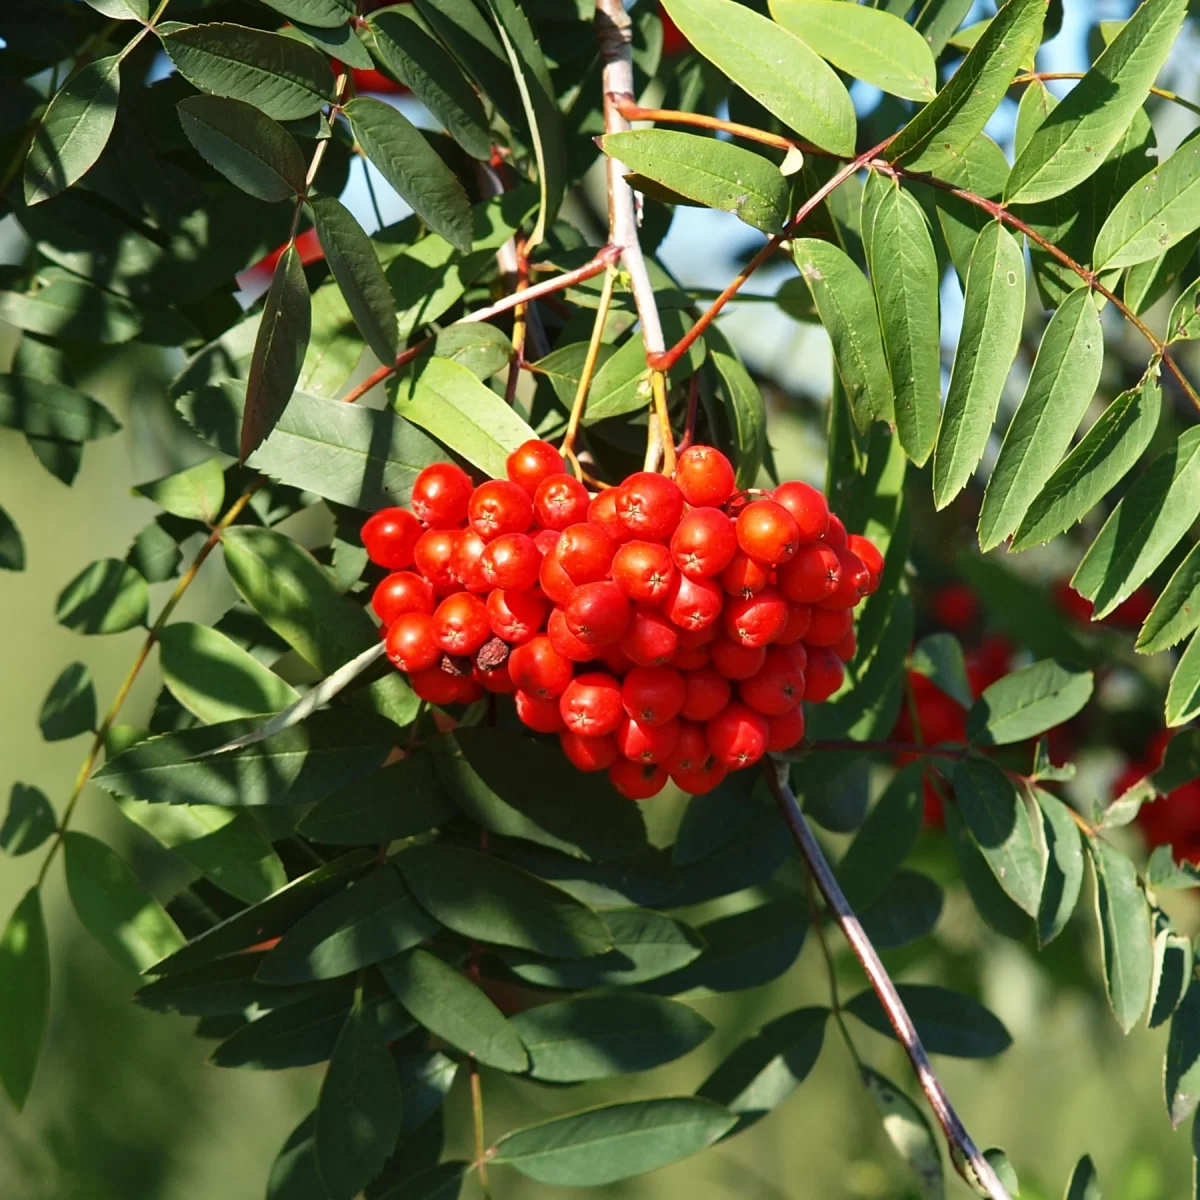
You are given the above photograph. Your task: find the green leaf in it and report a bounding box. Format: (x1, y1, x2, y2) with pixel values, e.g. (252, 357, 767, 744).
(429, 728, 647, 862)
(427, 324, 513, 381)
(0, 374, 120, 443)
(258, 866, 440, 985)
(977, 288, 1104, 551)
(1150, 923, 1193, 1028)
(56, 557, 147, 635)
(1166, 633, 1200, 727)
(1167, 980, 1200, 1125)
(162, 23, 336, 122)
(791, 237, 893, 432)
(1088, 834, 1152, 1033)
(836, 761, 924, 911)
(490, 1098, 737, 1187)
(93, 711, 395, 808)
(768, 0, 936, 101)
(1065, 1155, 1102, 1200)
(868, 182, 941, 466)
(392, 356, 535, 479)
(84, 0, 150, 17)
(885, 0, 1044, 173)
(710, 349, 768, 488)
(0, 504, 24, 572)
(127, 521, 182, 585)
(0, 278, 142, 346)
(925, 135, 1010, 282)
(24, 55, 121, 205)
(344, 97, 472, 254)
(909, 633, 973, 709)
(315, 1003, 404, 1200)
(1124, 229, 1199, 316)
(310, 196, 398, 368)
(176, 95, 306, 203)
(952, 757, 1044, 916)
(660, 0, 855, 155)
(501, 909, 705, 990)
(967, 659, 1094, 746)
(1005, 0, 1187, 204)
(1012, 375, 1162, 551)
(944, 799, 1034, 940)
(241, 240, 311, 460)
(372, 1162, 466, 1200)
(63, 831, 185, 973)
(222, 526, 376, 674)
(1035, 789, 1085, 946)
(932, 221, 1025, 508)
(1167, 277, 1200, 343)
(601, 130, 790, 234)
(262, 0, 353, 29)
(396, 843, 612, 959)
(1, 785, 56, 856)
(510, 994, 712, 1082)
(38, 661, 95, 741)
(672, 771, 762, 867)
(1139, 541, 1200, 653)
(0, 888, 49, 1110)
(1072, 428, 1200, 620)
(134, 459, 226, 525)
(380, 949, 526, 1071)
(367, 8, 491, 160)
(846, 983, 1012, 1058)
(696, 1007, 827, 1135)
(861, 1069, 944, 1200)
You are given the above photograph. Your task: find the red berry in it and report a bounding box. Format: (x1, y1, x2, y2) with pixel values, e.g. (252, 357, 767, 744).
(431, 592, 490, 655)
(556, 523, 615, 585)
(515, 689, 567, 733)
(711, 638, 766, 680)
(534, 473, 590, 531)
(805, 646, 845, 702)
(739, 646, 805, 715)
(847, 534, 884, 592)
(508, 635, 573, 698)
(620, 605, 679, 667)
(671, 507, 738, 579)
(736, 500, 800, 566)
(385, 612, 440, 672)
(675, 445, 735, 507)
(560, 671, 624, 736)
(680, 667, 732, 721)
(777, 542, 841, 604)
(547, 607, 598, 663)
(565, 580, 632, 647)
(611, 540, 678, 604)
(622, 666, 687, 725)
(823, 513, 849, 551)
(783, 642, 808, 673)
(817, 549, 870, 610)
(775, 603, 813, 645)
(671, 644, 710, 670)
(833, 628, 857, 662)
(539, 547, 577, 606)
(720, 550, 772, 597)
(587, 489, 632, 542)
(772, 481, 829, 544)
(706, 702, 768, 768)
(372, 571, 435, 625)
(615, 713, 680, 763)
(411, 462, 473, 528)
(671, 758, 727, 795)
(666, 721, 710, 775)
(413, 528, 459, 594)
(561, 730, 619, 772)
(615, 472, 685, 540)
(473, 656, 516, 692)
(598, 643, 635, 677)
(608, 757, 669, 800)
(409, 667, 482, 706)
(363, 507, 422, 568)
(469, 479, 533, 540)
(723, 587, 788, 648)
(506, 439, 567, 495)
(450, 528, 490, 592)
(662, 573, 723, 631)
(480, 532, 540, 591)
(486, 587, 546, 645)
(533, 528, 561, 557)
(676, 624, 717, 650)
(806, 606, 854, 647)
(765, 706, 806, 752)
(930, 583, 979, 631)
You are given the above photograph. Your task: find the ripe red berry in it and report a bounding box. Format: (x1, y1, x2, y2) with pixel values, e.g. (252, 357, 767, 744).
(620, 605, 679, 667)
(533, 527, 561, 557)
(547, 607, 598, 663)
(847, 534, 884, 591)
(506, 439, 567, 495)
(608, 757, 669, 800)
(739, 646, 805, 715)
(508, 635, 573, 698)
(473, 660, 516, 694)
(777, 542, 841, 604)
(598, 643, 635, 677)
(736, 500, 800, 566)
(432, 592, 490, 655)
(616, 713, 680, 763)
(615, 472, 685, 540)
(775, 603, 813, 646)
(765, 706, 806, 752)
(560, 672, 624, 736)
(565, 580, 632, 647)
(805, 646, 845, 702)
(556, 523, 615, 585)
(823, 513, 849, 551)
(666, 721, 710, 775)
(414, 528, 459, 594)
(362, 507, 422, 568)
(680, 667, 732, 721)
(711, 638, 766, 681)
(486, 587, 546, 645)
(612, 540, 678, 604)
(409, 667, 482, 706)
(805, 606, 854, 647)
(662, 573, 723, 631)
(450, 528, 490, 592)
(772, 480, 829, 544)
(720, 550, 771, 597)
(587, 489, 632, 542)
(514, 689, 566, 733)
(833, 628, 857, 662)
(411, 462, 473, 527)
(385, 612, 440, 672)
(480, 532, 540, 591)
(622, 666, 687, 725)
(671, 507, 738, 579)
(671, 757, 727, 795)
(818, 549, 870, 610)
(534, 473, 590, 531)
(672, 644, 710, 670)
(723, 587, 788, 648)
(675, 445, 735, 507)
(372, 571, 435, 625)
(469, 479, 533, 540)
(706, 702, 768, 768)
(538, 545, 576, 605)
(561, 730, 619, 772)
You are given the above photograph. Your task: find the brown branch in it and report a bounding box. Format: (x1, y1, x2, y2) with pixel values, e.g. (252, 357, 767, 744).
(1013, 72, 1200, 119)
(763, 759, 1015, 1200)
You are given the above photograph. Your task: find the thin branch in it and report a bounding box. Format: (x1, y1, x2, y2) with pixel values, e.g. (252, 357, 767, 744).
(504, 239, 531, 405)
(1013, 71, 1200, 119)
(562, 264, 617, 471)
(763, 758, 1014, 1200)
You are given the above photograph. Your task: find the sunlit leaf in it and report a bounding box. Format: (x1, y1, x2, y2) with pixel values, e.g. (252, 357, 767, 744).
(56, 557, 148, 635)
(861, 1069, 944, 1199)
(134, 458, 226, 524)
(967, 659, 1094, 746)
(1088, 834, 1152, 1033)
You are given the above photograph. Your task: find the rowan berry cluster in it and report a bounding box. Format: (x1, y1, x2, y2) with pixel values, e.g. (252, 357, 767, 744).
(362, 440, 882, 800)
